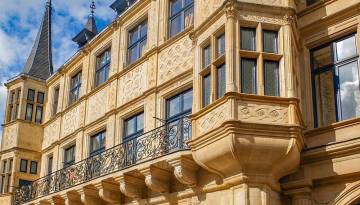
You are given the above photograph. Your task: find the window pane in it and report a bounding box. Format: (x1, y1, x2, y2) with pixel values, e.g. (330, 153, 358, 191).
(64, 146, 75, 166)
(203, 74, 211, 107)
(184, 7, 194, 28)
(90, 131, 106, 155)
(336, 36, 357, 61)
(137, 113, 144, 132)
(185, 0, 193, 6)
(170, 15, 182, 37)
(203, 45, 211, 68)
(241, 28, 256, 51)
(48, 156, 53, 174)
(312, 45, 333, 69)
(53, 88, 59, 115)
(19, 180, 32, 188)
(338, 61, 360, 120)
(140, 22, 147, 38)
(128, 45, 139, 64)
(264, 61, 280, 96)
(25, 103, 33, 121)
(170, 0, 182, 16)
(125, 118, 136, 137)
(217, 64, 226, 99)
(263, 31, 278, 53)
(168, 95, 181, 118)
(27, 89, 35, 101)
(183, 89, 193, 112)
(129, 29, 139, 45)
(35, 106, 43, 123)
(217, 34, 225, 57)
(306, 0, 319, 6)
(37, 92, 44, 104)
(315, 70, 336, 127)
(20, 160, 27, 172)
(241, 59, 257, 94)
(30, 161, 37, 174)
(139, 39, 147, 57)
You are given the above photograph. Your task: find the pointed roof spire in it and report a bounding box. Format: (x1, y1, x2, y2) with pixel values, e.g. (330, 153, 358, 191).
(72, 1, 98, 48)
(22, 0, 53, 80)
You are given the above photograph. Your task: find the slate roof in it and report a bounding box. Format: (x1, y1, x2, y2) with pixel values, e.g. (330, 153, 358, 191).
(22, 0, 53, 80)
(72, 14, 98, 48)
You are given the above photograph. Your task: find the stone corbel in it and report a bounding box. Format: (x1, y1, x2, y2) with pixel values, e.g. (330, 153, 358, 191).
(79, 186, 104, 205)
(140, 166, 170, 193)
(50, 196, 65, 205)
(95, 180, 121, 204)
(283, 179, 313, 205)
(63, 191, 83, 205)
(168, 156, 199, 187)
(118, 174, 145, 199)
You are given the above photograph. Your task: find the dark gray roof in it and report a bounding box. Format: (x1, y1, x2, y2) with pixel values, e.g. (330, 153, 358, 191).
(72, 15, 98, 48)
(22, 0, 53, 80)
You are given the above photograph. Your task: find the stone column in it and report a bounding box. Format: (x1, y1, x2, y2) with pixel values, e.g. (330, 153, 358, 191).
(224, 0, 237, 92)
(283, 179, 313, 205)
(283, 15, 296, 98)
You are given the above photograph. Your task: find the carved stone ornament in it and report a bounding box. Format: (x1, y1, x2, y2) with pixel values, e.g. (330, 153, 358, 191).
(141, 166, 170, 193)
(119, 175, 144, 199)
(168, 156, 199, 187)
(96, 181, 121, 203)
(224, 0, 236, 19)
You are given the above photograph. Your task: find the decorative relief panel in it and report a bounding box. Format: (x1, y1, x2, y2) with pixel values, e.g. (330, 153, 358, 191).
(197, 102, 230, 135)
(62, 104, 82, 137)
(43, 118, 61, 149)
(2, 124, 18, 150)
(158, 36, 194, 84)
(87, 87, 108, 124)
(119, 62, 147, 105)
(237, 102, 288, 124)
(238, 11, 288, 25)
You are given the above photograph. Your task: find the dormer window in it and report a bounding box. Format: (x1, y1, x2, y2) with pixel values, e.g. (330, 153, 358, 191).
(95, 49, 111, 87)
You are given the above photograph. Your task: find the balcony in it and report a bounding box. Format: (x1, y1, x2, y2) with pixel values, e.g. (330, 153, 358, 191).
(14, 117, 192, 205)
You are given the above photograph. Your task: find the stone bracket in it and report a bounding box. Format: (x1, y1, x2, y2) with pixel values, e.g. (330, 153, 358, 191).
(78, 186, 104, 205)
(140, 166, 170, 193)
(168, 156, 199, 187)
(95, 180, 121, 204)
(118, 174, 145, 199)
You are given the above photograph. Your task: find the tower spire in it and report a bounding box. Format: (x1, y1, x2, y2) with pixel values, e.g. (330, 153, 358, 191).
(72, 0, 98, 48)
(22, 0, 53, 80)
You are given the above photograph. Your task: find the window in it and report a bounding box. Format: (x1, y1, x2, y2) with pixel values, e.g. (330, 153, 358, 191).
(64, 145, 76, 167)
(203, 45, 211, 68)
(69, 71, 82, 104)
(128, 20, 147, 64)
(0, 176, 4, 193)
(169, 0, 194, 37)
(264, 61, 280, 96)
(124, 113, 144, 141)
(263, 30, 278, 53)
(241, 28, 256, 51)
(306, 0, 319, 6)
(1, 161, 6, 174)
(7, 90, 18, 122)
(216, 34, 225, 57)
(18, 179, 32, 188)
(90, 131, 106, 156)
(95, 49, 111, 87)
(53, 87, 60, 116)
(166, 89, 192, 121)
(47, 156, 53, 175)
(20, 159, 27, 173)
(8, 159, 12, 173)
(35, 92, 44, 123)
(30, 161, 37, 174)
(311, 34, 360, 127)
(25, 89, 35, 121)
(241, 58, 257, 94)
(203, 74, 211, 107)
(217, 64, 226, 99)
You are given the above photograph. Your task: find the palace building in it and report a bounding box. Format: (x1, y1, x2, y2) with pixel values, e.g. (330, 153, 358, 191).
(1, 0, 360, 204)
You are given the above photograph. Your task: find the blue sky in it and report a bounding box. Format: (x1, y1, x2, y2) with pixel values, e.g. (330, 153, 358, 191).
(0, 0, 116, 138)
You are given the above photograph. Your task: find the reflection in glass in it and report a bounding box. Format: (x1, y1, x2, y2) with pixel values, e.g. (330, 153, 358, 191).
(264, 61, 279, 96)
(217, 64, 226, 99)
(241, 28, 256, 51)
(203, 74, 211, 107)
(336, 36, 357, 61)
(241, 59, 256, 94)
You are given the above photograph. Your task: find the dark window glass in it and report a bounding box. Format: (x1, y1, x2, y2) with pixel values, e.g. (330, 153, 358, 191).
(169, 0, 194, 37)
(27, 89, 35, 101)
(30, 161, 37, 174)
(217, 34, 225, 57)
(25, 103, 33, 121)
(95, 49, 111, 87)
(53, 87, 60, 116)
(8, 91, 15, 122)
(19, 179, 32, 188)
(306, 0, 319, 6)
(312, 34, 360, 127)
(241, 28, 256, 51)
(37, 92, 44, 104)
(263, 30, 278, 53)
(0, 176, 4, 193)
(8, 159, 12, 172)
(217, 64, 226, 99)
(20, 159, 27, 173)
(64, 145, 76, 167)
(264, 61, 280, 96)
(166, 89, 192, 120)
(203, 45, 211, 68)
(2, 161, 6, 174)
(124, 113, 144, 141)
(128, 20, 147, 64)
(35, 106, 43, 124)
(241, 59, 257, 94)
(90, 131, 106, 156)
(47, 156, 53, 175)
(203, 74, 211, 107)
(69, 71, 82, 104)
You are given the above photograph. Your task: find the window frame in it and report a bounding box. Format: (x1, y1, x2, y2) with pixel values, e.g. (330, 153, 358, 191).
(263, 30, 278, 54)
(63, 145, 76, 168)
(168, 0, 194, 38)
(95, 48, 111, 88)
(30, 161, 38, 175)
(123, 112, 144, 142)
(241, 58, 257, 94)
(19, 159, 28, 173)
(52, 86, 60, 116)
(89, 131, 106, 157)
(127, 19, 148, 65)
(310, 33, 360, 128)
(69, 71, 82, 105)
(166, 89, 193, 123)
(263, 60, 280, 96)
(47, 155, 53, 175)
(240, 27, 256, 51)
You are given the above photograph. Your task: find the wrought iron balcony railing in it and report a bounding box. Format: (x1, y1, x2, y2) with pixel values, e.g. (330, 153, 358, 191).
(14, 117, 191, 205)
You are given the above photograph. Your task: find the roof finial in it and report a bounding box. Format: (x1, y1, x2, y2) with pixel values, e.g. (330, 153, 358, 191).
(46, 0, 52, 8)
(90, 0, 96, 16)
